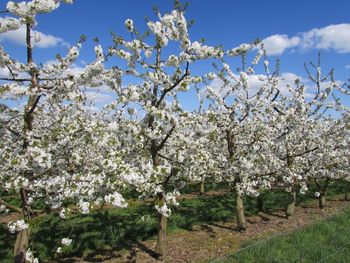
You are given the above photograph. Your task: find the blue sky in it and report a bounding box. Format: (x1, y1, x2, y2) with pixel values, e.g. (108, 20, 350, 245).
(1, 0, 350, 110)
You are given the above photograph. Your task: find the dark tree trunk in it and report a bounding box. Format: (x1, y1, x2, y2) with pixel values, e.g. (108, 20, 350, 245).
(318, 192, 327, 209)
(314, 179, 329, 210)
(345, 183, 350, 201)
(256, 193, 264, 212)
(345, 192, 350, 201)
(285, 190, 296, 218)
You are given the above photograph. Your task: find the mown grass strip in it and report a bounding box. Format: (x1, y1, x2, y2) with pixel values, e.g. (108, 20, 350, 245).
(215, 207, 350, 263)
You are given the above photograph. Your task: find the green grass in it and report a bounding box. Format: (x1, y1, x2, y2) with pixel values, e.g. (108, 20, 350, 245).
(216, 207, 350, 263)
(0, 181, 348, 262)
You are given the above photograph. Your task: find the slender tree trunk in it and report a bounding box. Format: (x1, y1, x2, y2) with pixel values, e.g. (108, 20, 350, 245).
(345, 183, 350, 201)
(235, 185, 246, 230)
(345, 192, 350, 201)
(256, 193, 264, 212)
(14, 22, 37, 262)
(155, 195, 167, 259)
(14, 189, 30, 263)
(199, 181, 205, 195)
(151, 45, 171, 259)
(319, 192, 326, 209)
(285, 190, 296, 218)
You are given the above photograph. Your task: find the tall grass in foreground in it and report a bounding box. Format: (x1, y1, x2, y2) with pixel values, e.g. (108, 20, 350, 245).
(221, 207, 350, 263)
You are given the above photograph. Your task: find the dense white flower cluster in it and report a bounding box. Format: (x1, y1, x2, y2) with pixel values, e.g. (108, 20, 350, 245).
(0, 17, 21, 33)
(104, 192, 128, 208)
(25, 249, 39, 263)
(227, 43, 253, 56)
(8, 220, 29, 233)
(184, 41, 224, 60)
(155, 203, 172, 217)
(7, 0, 73, 21)
(146, 10, 189, 48)
(7, 0, 59, 22)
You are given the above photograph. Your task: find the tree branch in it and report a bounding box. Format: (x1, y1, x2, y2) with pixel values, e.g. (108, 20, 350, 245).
(272, 106, 285, 115)
(0, 199, 22, 213)
(156, 61, 189, 107)
(0, 77, 32, 82)
(156, 125, 176, 152)
(26, 95, 41, 115)
(282, 146, 319, 160)
(6, 126, 21, 137)
(271, 89, 280, 102)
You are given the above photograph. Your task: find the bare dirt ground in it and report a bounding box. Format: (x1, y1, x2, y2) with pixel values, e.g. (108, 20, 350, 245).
(99, 196, 350, 263)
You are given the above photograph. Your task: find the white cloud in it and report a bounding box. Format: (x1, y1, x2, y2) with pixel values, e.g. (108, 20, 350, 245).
(0, 67, 10, 78)
(262, 35, 301, 55)
(0, 65, 30, 80)
(261, 23, 350, 56)
(300, 24, 350, 53)
(86, 91, 115, 104)
(0, 18, 69, 48)
(345, 65, 350, 69)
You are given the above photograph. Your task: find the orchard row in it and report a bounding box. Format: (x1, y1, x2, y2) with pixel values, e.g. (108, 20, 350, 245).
(0, 1, 349, 262)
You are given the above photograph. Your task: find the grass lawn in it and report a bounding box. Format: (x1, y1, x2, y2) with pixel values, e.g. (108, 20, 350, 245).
(218, 207, 350, 263)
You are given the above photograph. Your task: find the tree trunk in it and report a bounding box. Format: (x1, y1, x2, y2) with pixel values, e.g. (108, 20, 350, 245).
(155, 199, 167, 259)
(256, 194, 264, 212)
(199, 181, 205, 195)
(345, 183, 350, 201)
(14, 189, 30, 263)
(13, 22, 36, 262)
(14, 228, 29, 263)
(285, 190, 296, 218)
(345, 192, 350, 201)
(319, 193, 326, 209)
(235, 185, 246, 230)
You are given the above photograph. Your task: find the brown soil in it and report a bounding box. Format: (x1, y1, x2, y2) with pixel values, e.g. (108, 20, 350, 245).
(96, 197, 350, 263)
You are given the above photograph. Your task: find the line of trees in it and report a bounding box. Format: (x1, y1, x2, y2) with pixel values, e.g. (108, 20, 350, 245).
(0, 1, 349, 262)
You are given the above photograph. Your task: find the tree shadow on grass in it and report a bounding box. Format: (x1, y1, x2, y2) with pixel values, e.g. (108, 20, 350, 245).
(0, 190, 283, 262)
(262, 210, 287, 219)
(257, 213, 271, 221)
(210, 222, 235, 231)
(2, 186, 335, 262)
(30, 203, 159, 262)
(25, 193, 242, 261)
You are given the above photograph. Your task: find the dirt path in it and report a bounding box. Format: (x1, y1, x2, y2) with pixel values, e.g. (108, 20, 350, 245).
(99, 197, 350, 263)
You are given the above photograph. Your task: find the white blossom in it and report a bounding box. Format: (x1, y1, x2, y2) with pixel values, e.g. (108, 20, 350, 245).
(155, 203, 172, 217)
(61, 237, 72, 246)
(125, 19, 134, 32)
